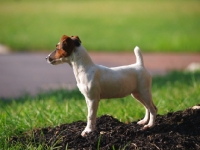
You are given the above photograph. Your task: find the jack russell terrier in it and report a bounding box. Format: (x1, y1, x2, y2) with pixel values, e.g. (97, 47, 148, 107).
(46, 35, 157, 136)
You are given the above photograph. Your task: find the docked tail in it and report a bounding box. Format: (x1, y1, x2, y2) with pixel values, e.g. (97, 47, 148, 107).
(134, 46, 144, 66)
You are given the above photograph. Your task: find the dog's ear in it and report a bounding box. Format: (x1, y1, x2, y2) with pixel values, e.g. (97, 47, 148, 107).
(61, 35, 75, 56)
(71, 36, 81, 47)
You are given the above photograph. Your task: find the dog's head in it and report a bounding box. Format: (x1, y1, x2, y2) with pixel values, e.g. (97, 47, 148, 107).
(46, 35, 81, 65)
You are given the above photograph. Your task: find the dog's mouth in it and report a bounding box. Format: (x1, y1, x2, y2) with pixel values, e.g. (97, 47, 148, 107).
(49, 60, 58, 65)
(46, 56, 66, 65)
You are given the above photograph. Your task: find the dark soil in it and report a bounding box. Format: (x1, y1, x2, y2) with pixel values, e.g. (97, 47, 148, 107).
(11, 107, 200, 150)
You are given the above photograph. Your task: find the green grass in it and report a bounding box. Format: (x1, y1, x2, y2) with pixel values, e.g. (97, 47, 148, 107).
(0, 71, 200, 149)
(0, 0, 200, 52)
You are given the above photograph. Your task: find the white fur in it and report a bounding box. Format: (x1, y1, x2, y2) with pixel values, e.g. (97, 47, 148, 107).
(46, 44, 157, 136)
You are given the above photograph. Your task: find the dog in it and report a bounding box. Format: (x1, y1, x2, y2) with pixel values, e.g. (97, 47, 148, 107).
(46, 35, 157, 136)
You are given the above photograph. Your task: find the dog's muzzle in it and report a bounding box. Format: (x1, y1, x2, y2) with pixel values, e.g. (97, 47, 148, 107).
(45, 55, 67, 65)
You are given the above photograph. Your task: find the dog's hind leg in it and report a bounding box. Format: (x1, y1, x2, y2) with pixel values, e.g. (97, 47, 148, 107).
(132, 92, 150, 125)
(140, 91, 157, 129)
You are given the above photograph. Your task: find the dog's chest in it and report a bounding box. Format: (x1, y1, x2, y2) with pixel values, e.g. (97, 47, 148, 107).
(75, 73, 94, 97)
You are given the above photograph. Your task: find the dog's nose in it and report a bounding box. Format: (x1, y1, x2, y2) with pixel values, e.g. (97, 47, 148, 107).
(46, 56, 54, 62)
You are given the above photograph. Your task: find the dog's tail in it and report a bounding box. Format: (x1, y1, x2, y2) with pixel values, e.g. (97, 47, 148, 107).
(134, 46, 144, 66)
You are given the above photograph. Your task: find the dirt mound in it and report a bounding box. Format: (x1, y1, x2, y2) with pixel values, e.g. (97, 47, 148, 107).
(11, 107, 200, 150)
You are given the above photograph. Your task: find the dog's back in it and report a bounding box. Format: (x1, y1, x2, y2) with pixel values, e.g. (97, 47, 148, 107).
(95, 47, 151, 99)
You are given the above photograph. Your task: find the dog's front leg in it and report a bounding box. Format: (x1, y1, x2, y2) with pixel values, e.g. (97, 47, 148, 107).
(81, 97, 99, 137)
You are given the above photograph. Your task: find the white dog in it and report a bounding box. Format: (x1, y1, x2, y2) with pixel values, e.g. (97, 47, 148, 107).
(46, 35, 157, 136)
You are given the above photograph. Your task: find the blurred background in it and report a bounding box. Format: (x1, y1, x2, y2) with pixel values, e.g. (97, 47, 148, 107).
(0, 0, 200, 52)
(0, 0, 200, 98)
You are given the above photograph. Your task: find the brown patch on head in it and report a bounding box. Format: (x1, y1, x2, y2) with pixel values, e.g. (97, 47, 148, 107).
(60, 35, 75, 57)
(59, 35, 81, 57)
(47, 35, 81, 63)
(55, 49, 67, 59)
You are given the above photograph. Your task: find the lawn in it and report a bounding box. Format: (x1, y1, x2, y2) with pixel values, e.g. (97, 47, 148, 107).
(0, 71, 200, 149)
(0, 0, 200, 52)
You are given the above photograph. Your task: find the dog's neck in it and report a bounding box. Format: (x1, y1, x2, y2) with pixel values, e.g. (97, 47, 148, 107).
(69, 45, 95, 82)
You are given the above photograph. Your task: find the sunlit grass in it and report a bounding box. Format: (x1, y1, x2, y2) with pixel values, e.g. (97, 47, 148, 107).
(0, 0, 199, 52)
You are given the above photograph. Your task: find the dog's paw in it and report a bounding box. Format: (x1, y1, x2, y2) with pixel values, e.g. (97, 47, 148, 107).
(81, 131, 89, 137)
(137, 119, 148, 125)
(142, 124, 154, 130)
(81, 128, 93, 137)
(142, 125, 149, 130)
